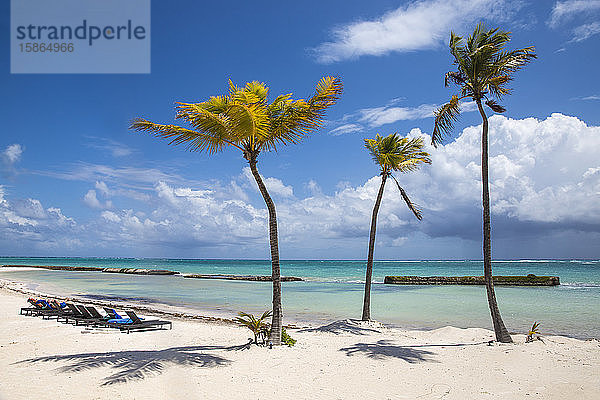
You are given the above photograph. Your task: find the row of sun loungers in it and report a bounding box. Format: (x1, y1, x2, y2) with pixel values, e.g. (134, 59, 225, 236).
(20, 298, 172, 333)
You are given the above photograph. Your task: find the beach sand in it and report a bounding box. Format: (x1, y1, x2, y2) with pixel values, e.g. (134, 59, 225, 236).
(0, 285, 599, 399)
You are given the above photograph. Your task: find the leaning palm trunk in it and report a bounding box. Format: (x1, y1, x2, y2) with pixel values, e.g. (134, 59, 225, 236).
(477, 99, 512, 343)
(248, 157, 282, 345)
(362, 174, 388, 321)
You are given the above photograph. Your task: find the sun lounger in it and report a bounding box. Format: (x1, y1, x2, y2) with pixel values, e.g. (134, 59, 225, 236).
(105, 310, 172, 333)
(20, 298, 47, 316)
(103, 307, 123, 319)
(40, 300, 71, 320)
(69, 304, 106, 327)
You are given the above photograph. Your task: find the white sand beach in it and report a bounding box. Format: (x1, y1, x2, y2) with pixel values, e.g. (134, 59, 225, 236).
(0, 284, 599, 399)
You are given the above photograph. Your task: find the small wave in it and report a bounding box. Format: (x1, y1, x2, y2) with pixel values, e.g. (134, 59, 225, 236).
(561, 282, 600, 288)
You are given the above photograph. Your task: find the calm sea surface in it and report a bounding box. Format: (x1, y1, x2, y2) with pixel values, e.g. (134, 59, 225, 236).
(1, 258, 599, 338)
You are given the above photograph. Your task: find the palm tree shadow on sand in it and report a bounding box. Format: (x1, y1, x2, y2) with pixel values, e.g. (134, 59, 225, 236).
(298, 319, 382, 335)
(340, 340, 437, 363)
(15, 342, 251, 386)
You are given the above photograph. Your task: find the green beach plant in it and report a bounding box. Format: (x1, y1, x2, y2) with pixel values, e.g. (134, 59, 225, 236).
(431, 24, 536, 343)
(131, 77, 342, 345)
(235, 310, 272, 345)
(361, 133, 431, 321)
(281, 327, 297, 347)
(526, 321, 541, 343)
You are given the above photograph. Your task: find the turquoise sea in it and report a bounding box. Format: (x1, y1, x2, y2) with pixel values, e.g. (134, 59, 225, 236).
(1, 257, 599, 339)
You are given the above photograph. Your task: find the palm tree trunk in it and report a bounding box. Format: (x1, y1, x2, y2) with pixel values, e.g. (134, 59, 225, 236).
(362, 174, 387, 321)
(476, 99, 512, 343)
(248, 157, 282, 346)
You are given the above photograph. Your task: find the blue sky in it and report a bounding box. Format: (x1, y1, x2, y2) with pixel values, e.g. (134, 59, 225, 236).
(1, 0, 599, 259)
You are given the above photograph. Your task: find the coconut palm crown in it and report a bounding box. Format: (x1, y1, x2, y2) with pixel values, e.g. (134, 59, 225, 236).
(361, 134, 431, 321)
(431, 23, 536, 145)
(432, 24, 536, 343)
(130, 76, 343, 345)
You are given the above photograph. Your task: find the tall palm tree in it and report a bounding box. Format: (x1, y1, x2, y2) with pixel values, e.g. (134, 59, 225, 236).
(431, 24, 536, 342)
(130, 77, 342, 345)
(362, 133, 431, 321)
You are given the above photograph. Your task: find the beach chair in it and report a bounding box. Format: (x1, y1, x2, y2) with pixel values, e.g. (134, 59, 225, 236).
(71, 304, 106, 327)
(20, 298, 47, 316)
(103, 307, 123, 319)
(41, 300, 71, 320)
(106, 310, 172, 334)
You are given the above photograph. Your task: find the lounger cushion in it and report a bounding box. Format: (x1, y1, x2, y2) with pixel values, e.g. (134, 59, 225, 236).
(107, 318, 133, 324)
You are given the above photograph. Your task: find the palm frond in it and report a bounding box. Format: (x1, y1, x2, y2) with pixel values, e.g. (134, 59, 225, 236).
(445, 71, 466, 87)
(263, 76, 342, 150)
(131, 76, 343, 158)
(485, 99, 506, 113)
(432, 95, 461, 146)
(364, 133, 431, 174)
(130, 118, 241, 153)
(390, 175, 423, 220)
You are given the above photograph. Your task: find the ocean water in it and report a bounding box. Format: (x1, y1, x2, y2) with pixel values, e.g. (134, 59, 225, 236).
(1, 257, 599, 339)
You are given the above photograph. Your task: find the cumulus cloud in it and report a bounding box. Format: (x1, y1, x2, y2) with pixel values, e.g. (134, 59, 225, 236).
(241, 167, 294, 198)
(3, 144, 23, 164)
(312, 0, 517, 63)
(1, 144, 24, 177)
(83, 190, 112, 209)
(2, 113, 599, 258)
(0, 186, 78, 252)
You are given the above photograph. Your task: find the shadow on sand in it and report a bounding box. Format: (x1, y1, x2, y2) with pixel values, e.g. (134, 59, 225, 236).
(15, 342, 251, 386)
(298, 319, 382, 335)
(340, 340, 437, 363)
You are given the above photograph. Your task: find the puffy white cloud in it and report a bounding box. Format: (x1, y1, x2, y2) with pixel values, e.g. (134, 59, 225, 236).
(241, 167, 294, 198)
(83, 190, 112, 209)
(2, 113, 599, 258)
(312, 0, 517, 63)
(2, 144, 24, 177)
(3, 144, 23, 164)
(95, 181, 111, 197)
(0, 186, 78, 252)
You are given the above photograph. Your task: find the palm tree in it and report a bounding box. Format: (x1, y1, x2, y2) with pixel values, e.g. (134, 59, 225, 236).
(431, 24, 536, 342)
(130, 77, 342, 345)
(362, 133, 431, 321)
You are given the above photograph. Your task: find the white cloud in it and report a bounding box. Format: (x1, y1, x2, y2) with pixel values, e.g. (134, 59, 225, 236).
(330, 124, 363, 136)
(358, 103, 437, 127)
(329, 100, 477, 134)
(0, 186, 78, 250)
(2, 113, 599, 257)
(241, 167, 294, 198)
(312, 0, 516, 63)
(95, 181, 111, 197)
(101, 210, 121, 223)
(84, 136, 134, 157)
(570, 21, 600, 41)
(83, 189, 112, 209)
(2, 144, 24, 177)
(549, 0, 600, 27)
(3, 144, 23, 164)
